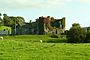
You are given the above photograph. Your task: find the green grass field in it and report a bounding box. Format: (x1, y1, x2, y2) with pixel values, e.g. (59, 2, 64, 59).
(0, 35, 90, 60)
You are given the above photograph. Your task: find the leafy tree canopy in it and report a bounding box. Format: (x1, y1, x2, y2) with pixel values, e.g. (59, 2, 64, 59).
(67, 23, 86, 43)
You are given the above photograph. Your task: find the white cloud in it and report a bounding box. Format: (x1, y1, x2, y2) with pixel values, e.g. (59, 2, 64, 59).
(79, 0, 90, 3)
(0, 0, 72, 9)
(0, 0, 89, 10)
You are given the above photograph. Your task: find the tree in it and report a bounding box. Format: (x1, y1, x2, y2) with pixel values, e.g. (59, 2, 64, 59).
(16, 16, 25, 26)
(9, 16, 25, 35)
(0, 13, 2, 26)
(67, 23, 86, 43)
(0, 13, 1, 16)
(85, 27, 90, 42)
(3, 14, 14, 27)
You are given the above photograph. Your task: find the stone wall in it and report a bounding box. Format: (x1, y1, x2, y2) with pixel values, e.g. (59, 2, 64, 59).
(36, 16, 66, 35)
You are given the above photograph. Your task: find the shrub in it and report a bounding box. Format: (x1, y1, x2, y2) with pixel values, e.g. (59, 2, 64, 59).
(85, 32, 90, 42)
(67, 23, 86, 43)
(47, 38, 67, 43)
(50, 34, 59, 38)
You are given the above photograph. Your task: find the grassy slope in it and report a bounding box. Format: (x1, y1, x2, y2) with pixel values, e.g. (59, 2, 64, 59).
(0, 26, 11, 31)
(0, 26, 11, 34)
(0, 35, 90, 60)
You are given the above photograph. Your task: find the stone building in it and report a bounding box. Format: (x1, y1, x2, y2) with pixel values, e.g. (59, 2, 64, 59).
(35, 16, 65, 35)
(16, 23, 32, 35)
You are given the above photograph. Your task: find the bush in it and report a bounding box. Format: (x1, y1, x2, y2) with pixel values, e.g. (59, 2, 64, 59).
(85, 32, 90, 43)
(47, 38, 67, 43)
(67, 23, 86, 43)
(50, 34, 59, 38)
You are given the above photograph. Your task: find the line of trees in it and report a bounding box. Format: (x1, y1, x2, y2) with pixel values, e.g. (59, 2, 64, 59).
(0, 13, 25, 27)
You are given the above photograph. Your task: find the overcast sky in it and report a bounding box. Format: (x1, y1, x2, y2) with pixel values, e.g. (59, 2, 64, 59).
(0, 0, 90, 29)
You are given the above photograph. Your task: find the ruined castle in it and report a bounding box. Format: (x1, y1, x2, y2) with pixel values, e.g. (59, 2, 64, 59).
(35, 16, 65, 34)
(15, 16, 65, 35)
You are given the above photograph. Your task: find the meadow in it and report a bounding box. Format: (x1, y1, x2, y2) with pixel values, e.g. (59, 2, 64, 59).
(0, 35, 90, 60)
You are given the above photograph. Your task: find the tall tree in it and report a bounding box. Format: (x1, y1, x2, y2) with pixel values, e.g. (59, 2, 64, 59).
(85, 27, 90, 42)
(0, 13, 3, 26)
(16, 16, 25, 26)
(0, 13, 1, 16)
(3, 14, 14, 27)
(67, 23, 86, 43)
